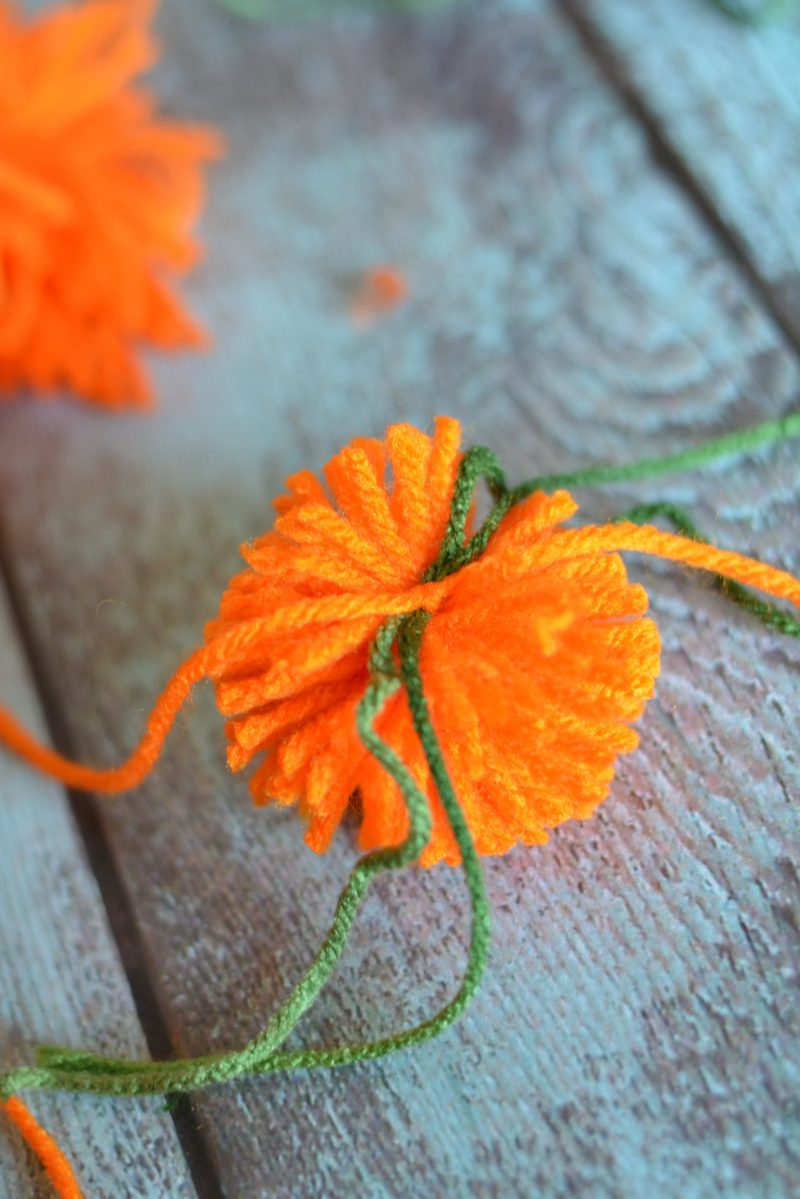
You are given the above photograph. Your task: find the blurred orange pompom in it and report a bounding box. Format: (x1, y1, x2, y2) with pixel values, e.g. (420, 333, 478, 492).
(0, 0, 222, 409)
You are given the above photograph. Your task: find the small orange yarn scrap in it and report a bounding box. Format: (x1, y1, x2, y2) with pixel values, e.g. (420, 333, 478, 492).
(0, 0, 222, 409)
(350, 264, 409, 327)
(206, 417, 661, 865)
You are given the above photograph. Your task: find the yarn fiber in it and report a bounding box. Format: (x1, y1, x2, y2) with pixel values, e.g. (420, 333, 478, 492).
(208, 417, 661, 865)
(0, 0, 221, 408)
(1, 412, 800, 1199)
(0, 414, 799, 863)
(1, 1099, 82, 1199)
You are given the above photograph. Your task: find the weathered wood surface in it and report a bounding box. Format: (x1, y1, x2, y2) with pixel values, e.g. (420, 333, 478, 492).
(0, 0, 799, 1195)
(566, 0, 800, 339)
(0, 585, 198, 1198)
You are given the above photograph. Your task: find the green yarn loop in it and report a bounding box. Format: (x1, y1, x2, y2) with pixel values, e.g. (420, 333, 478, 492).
(0, 613, 491, 1098)
(2, 408, 799, 1104)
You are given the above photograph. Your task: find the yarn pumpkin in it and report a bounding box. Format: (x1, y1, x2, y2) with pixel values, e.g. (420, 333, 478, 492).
(0, 0, 221, 409)
(207, 416, 661, 865)
(2, 413, 800, 1199)
(0, 415, 798, 867)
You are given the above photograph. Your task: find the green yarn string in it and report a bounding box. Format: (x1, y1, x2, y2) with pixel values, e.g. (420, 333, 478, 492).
(0, 563, 492, 1100)
(617, 501, 800, 639)
(2, 407, 800, 1103)
(220, 0, 793, 22)
(509, 410, 800, 496)
(710, 0, 795, 22)
(429, 411, 800, 581)
(220, 0, 457, 20)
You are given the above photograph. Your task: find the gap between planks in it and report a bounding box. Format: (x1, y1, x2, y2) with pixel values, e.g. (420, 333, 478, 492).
(0, 518, 227, 1199)
(557, 0, 800, 360)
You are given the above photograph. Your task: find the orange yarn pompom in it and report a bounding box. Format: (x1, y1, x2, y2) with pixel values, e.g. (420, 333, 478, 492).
(1, 416, 799, 868)
(0, 0, 222, 409)
(205, 417, 661, 866)
(3, 417, 800, 1196)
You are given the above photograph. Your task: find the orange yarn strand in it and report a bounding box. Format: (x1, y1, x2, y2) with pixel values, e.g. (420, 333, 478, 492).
(0, 647, 207, 793)
(2, 1098, 83, 1199)
(569, 522, 800, 608)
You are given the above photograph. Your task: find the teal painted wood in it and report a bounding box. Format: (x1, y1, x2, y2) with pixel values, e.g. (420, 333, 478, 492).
(567, 0, 800, 337)
(0, 0, 798, 1195)
(0, 586, 198, 1198)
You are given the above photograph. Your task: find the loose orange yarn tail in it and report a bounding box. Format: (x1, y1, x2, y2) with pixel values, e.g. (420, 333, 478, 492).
(0, 525, 796, 799)
(2, 1098, 83, 1199)
(574, 522, 800, 608)
(0, 647, 208, 794)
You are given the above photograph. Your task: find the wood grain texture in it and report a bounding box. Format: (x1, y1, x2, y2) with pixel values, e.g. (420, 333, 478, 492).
(0, 585, 198, 1199)
(0, 0, 799, 1195)
(567, 0, 800, 339)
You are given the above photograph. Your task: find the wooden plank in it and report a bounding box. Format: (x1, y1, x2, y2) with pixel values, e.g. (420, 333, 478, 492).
(0, 584, 199, 1198)
(0, 0, 799, 1194)
(565, 0, 800, 339)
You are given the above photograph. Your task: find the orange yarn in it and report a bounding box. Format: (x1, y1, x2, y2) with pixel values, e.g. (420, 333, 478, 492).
(0, 0, 222, 409)
(2, 1098, 84, 1199)
(350, 265, 409, 326)
(206, 419, 661, 865)
(0, 417, 798, 865)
